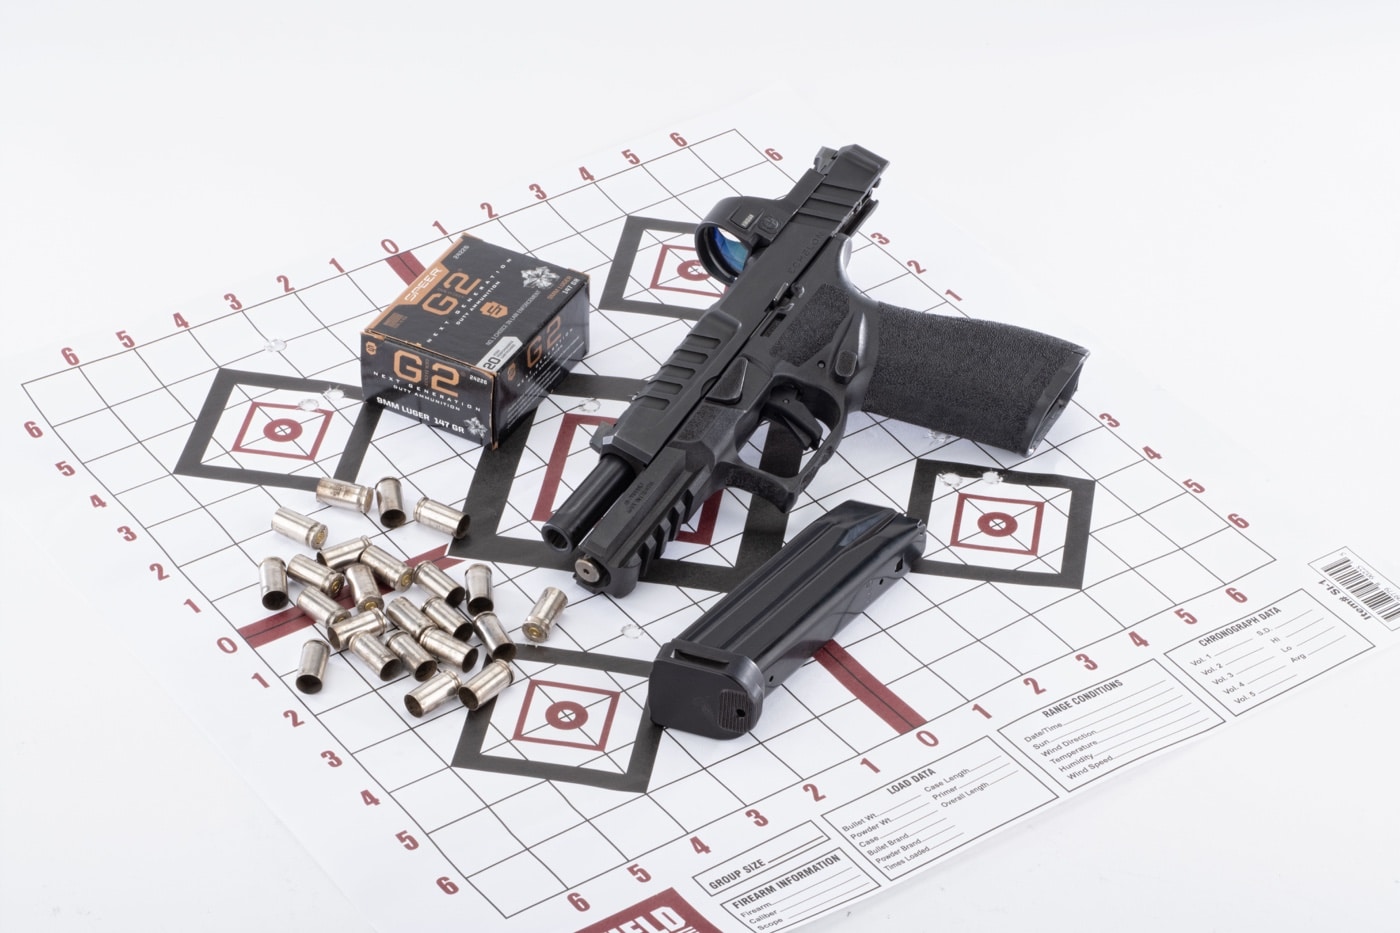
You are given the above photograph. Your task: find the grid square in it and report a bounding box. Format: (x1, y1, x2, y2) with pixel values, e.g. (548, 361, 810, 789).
(938, 584, 1029, 640)
(588, 796, 686, 859)
(79, 351, 165, 406)
(179, 542, 255, 599)
(706, 745, 798, 804)
(192, 313, 270, 366)
(148, 508, 235, 564)
(317, 692, 410, 753)
(1084, 570, 1174, 626)
(1142, 494, 1234, 547)
(981, 617, 1071, 672)
(1092, 519, 1180, 567)
(547, 183, 626, 231)
(594, 169, 674, 216)
(283, 328, 358, 380)
(644, 148, 723, 194)
(1034, 591, 1125, 646)
(887, 606, 977, 663)
(687, 132, 767, 178)
(119, 474, 203, 527)
(532, 822, 625, 887)
(56, 408, 139, 462)
(758, 719, 852, 778)
(395, 768, 482, 832)
(1098, 461, 1183, 513)
(431, 809, 525, 876)
(471, 852, 558, 916)
(931, 642, 1020, 699)
(489, 783, 583, 848)
(648, 770, 742, 832)
(23, 368, 107, 424)
(245, 292, 323, 344)
(355, 730, 448, 793)
(1054, 425, 1143, 477)
(1184, 527, 1273, 583)
(294, 274, 379, 327)
(111, 389, 194, 439)
(1136, 550, 1229, 603)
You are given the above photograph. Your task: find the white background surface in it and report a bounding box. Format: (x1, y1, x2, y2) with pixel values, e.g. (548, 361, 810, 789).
(3, 2, 1397, 930)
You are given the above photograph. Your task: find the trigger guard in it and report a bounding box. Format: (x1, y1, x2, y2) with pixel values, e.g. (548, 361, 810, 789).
(723, 425, 839, 512)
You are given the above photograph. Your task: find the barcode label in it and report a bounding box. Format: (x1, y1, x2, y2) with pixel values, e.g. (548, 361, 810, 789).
(1317, 552, 1400, 628)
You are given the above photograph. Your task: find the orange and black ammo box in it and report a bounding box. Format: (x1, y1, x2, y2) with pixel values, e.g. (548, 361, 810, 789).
(360, 237, 589, 447)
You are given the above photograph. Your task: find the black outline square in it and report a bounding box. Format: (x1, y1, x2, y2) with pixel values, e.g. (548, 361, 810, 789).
(174, 368, 380, 493)
(906, 459, 1095, 589)
(452, 645, 662, 793)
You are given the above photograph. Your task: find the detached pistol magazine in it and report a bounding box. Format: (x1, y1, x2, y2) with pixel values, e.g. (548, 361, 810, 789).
(542, 144, 1088, 597)
(648, 501, 925, 738)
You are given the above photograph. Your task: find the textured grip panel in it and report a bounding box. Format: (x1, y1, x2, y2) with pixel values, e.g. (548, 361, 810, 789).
(865, 305, 1088, 455)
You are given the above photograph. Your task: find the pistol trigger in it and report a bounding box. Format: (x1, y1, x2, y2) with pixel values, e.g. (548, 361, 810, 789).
(761, 387, 823, 450)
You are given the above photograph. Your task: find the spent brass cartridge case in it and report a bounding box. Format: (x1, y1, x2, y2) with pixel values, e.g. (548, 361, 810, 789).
(328, 607, 388, 651)
(414, 561, 465, 607)
(271, 507, 328, 548)
(419, 627, 479, 672)
(423, 597, 474, 641)
(414, 497, 470, 539)
(317, 535, 369, 570)
(315, 477, 374, 513)
(258, 556, 290, 610)
(347, 631, 403, 681)
(384, 596, 434, 640)
(296, 587, 350, 628)
(522, 587, 568, 643)
(386, 630, 438, 682)
(459, 659, 513, 710)
(360, 544, 414, 590)
(375, 477, 407, 528)
(465, 563, 494, 616)
(471, 610, 516, 663)
(345, 562, 383, 612)
(404, 669, 463, 718)
(295, 639, 331, 694)
(287, 553, 346, 597)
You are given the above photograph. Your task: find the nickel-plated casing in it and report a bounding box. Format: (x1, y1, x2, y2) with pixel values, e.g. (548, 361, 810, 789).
(271, 507, 329, 548)
(419, 628, 479, 672)
(404, 669, 463, 717)
(287, 553, 346, 597)
(328, 607, 388, 651)
(459, 659, 513, 710)
(385, 597, 434, 640)
(295, 639, 332, 694)
(296, 587, 350, 628)
(522, 586, 568, 643)
(316, 477, 374, 513)
(386, 630, 438, 681)
(375, 477, 407, 528)
(414, 497, 470, 539)
(423, 597, 474, 641)
(472, 610, 516, 662)
(414, 561, 465, 606)
(317, 535, 369, 569)
(345, 562, 383, 612)
(258, 556, 290, 610)
(360, 544, 414, 590)
(347, 632, 403, 680)
(465, 563, 494, 616)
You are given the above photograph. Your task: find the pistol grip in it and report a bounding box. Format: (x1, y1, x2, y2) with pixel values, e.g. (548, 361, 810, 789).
(865, 304, 1088, 455)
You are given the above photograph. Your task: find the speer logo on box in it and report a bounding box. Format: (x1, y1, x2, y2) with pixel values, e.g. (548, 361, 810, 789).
(572, 888, 722, 933)
(360, 236, 589, 448)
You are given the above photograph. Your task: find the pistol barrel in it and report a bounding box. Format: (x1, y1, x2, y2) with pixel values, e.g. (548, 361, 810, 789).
(541, 454, 633, 553)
